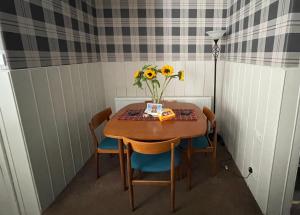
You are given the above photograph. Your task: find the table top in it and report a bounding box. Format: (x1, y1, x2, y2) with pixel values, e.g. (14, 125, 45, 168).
(103, 102, 207, 141)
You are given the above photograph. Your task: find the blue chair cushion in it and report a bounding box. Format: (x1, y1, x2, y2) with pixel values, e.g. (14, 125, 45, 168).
(98, 137, 119, 150)
(180, 136, 209, 150)
(131, 149, 181, 172)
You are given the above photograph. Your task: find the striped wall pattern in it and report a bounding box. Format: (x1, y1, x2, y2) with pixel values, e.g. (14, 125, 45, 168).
(10, 62, 105, 210)
(224, 0, 300, 67)
(0, 0, 100, 69)
(219, 61, 286, 213)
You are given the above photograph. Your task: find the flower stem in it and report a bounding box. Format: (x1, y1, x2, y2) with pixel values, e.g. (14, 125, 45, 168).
(155, 82, 159, 103)
(145, 80, 153, 97)
(159, 77, 173, 101)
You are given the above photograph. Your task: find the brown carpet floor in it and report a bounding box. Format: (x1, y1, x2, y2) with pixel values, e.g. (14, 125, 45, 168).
(43, 145, 262, 215)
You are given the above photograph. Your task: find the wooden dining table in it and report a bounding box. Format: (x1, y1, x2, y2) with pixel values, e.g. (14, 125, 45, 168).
(103, 102, 207, 190)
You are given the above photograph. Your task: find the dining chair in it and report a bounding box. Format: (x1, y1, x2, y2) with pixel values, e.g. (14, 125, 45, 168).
(122, 137, 181, 212)
(89, 107, 126, 189)
(181, 106, 217, 190)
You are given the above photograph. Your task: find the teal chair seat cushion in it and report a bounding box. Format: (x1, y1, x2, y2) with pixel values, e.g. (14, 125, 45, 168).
(98, 137, 119, 150)
(131, 149, 181, 172)
(180, 136, 209, 149)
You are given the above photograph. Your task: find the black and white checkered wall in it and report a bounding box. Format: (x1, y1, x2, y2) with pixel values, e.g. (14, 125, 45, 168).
(0, 0, 226, 69)
(224, 0, 300, 67)
(97, 0, 226, 62)
(0, 0, 100, 69)
(0, 0, 299, 69)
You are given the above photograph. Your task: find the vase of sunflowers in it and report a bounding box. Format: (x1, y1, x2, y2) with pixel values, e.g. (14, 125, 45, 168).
(133, 64, 184, 104)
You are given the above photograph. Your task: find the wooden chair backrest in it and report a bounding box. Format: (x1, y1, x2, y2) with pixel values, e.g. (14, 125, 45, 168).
(89, 107, 112, 130)
(203, 106, 217, 146)
(203, 106, 216, 130)
(89, 108, 112, 148)
(122, 137, 180, 155)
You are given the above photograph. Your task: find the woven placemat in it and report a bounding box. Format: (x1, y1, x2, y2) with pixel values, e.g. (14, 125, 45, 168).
(118, 109, 197, 121)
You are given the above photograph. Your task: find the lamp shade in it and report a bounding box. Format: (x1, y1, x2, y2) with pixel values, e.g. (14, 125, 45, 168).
(206, 30, 226, 40)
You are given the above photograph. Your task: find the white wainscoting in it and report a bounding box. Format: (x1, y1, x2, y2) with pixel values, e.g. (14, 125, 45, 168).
(0, 70, 40, 215)
(267, 68, 300, 215)
(219, 62, 286, 213)
(10, 62, 105, 211)
(100, 61, 224, 113)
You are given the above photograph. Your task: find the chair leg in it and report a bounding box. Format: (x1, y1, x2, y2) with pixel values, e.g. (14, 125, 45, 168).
(128, 172, 134, 211)
(126, 149, 134, 211)
(96, 153, 100, 178)
(187, 140, 192, 190)
(118, 140, 127, 190)
(171, 169, 176, 212)
(211, 149, 217, 176)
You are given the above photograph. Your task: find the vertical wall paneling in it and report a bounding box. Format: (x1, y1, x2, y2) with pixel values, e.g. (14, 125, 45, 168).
(30, 68, 66, 198)
(184, 61, 197, 96)
(11, 63, 106, 210)
(219, 62, 286, 214)
(84, 63, 97, 155)
(235, 64, 246, 167)
(216, 61, 225, 118)
(267, 69, 299, 215)
(60, 66, 83, 172)
(4, 71, 42, 214)
(203, 61, 214, 97)
(115, 62, 127, 97)
(256, 68, 285, 213)
(88, 63, 99, 114)
(46, 67, 75, 183)
(240, 66, 253, 176)
(125, 62, 138, 97)
(10, 70, 54, 209)
(252, 68, 272, 209)
(102, 63, 117, 111)
(0, 126, 20, 215)
(71, 64, 89, 163)
(94, 62, 105, 111)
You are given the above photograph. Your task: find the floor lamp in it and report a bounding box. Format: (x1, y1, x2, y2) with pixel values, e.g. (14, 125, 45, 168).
(206, 30, 226, 113)
(206, 30, 226, 145)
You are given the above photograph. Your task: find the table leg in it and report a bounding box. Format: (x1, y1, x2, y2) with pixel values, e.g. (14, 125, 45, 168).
(118, 139, 127, 190)
(187, 138, 192, 191)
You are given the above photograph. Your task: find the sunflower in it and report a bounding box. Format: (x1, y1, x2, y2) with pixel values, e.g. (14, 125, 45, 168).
(161, 65, 174, 76)
(144, 69, 156, 80)
(178, 70, 184, 81)
(134, 70, 140, 78)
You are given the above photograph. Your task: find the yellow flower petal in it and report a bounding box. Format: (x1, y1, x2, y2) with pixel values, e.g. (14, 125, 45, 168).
(134, 70, 140, 78)
(178, 70, 184, 81)
(161, 65, 174, 76)
(144, 69, 156, 79)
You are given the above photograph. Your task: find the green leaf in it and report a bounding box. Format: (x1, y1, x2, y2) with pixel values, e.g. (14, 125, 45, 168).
(142, 64, 151, 70)
(133, 80, 143, 89)
(152, 79, 160, 88)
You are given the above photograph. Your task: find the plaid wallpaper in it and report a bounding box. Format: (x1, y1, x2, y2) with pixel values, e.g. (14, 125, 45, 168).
(0, 0, 299, 69)
(224, 0, 300, 67)
(0, 0, 100, 69)
(0, 0, 226, 69)
(97, 0, 226, 62)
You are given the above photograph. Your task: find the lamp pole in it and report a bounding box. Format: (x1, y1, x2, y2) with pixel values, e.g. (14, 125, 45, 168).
(212, 39, 220, 114)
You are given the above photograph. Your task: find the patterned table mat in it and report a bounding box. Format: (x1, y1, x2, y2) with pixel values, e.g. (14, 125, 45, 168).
(118, 109, 197, 121)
